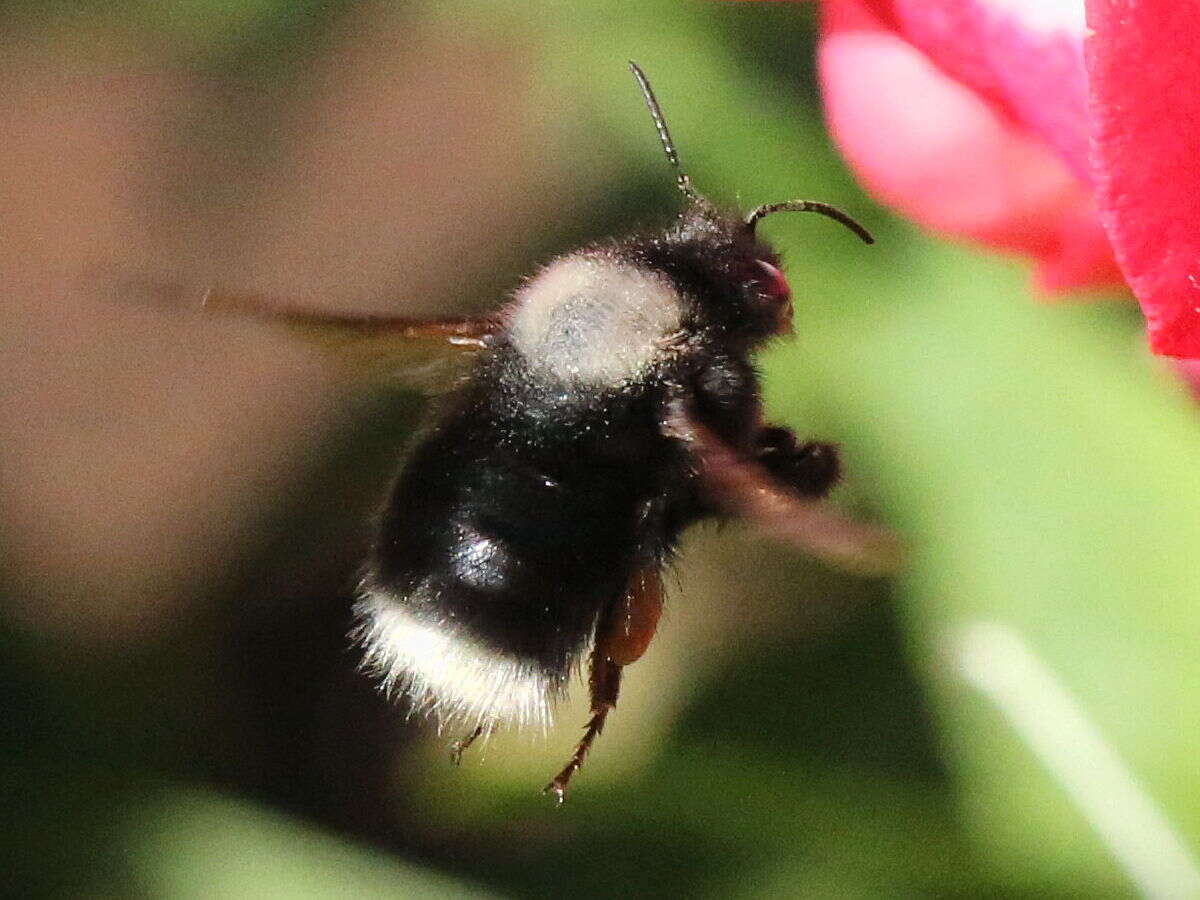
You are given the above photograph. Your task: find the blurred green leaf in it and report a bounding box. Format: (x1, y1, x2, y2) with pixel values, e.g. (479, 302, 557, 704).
(125, 789, 494, 899)
(437, 608, 995, 899)
(766, 236, 1200, 896)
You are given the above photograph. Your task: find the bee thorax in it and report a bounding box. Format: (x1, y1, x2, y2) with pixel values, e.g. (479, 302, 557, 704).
(507, 254, 683, 387)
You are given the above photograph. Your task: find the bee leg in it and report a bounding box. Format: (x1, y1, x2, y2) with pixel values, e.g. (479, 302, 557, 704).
(543, 655, 622, 805)
(663, 397, 902, 575)
(754, 427, 841, 498)
(543, 569, 663, 803)
(449, 724, 485, 765)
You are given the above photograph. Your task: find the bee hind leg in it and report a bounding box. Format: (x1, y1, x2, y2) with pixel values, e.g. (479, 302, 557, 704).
(543, 568, 663, 803)
(450, 724, 485, 765)
(543, 655, 622, 804)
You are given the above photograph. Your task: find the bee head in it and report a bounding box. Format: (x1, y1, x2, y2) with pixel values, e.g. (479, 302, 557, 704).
(628, 61, 872, 344)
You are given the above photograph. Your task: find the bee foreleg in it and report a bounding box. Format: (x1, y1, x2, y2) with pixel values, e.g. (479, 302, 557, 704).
(753, 427, 841, 498)
(663, 395, 902, 575)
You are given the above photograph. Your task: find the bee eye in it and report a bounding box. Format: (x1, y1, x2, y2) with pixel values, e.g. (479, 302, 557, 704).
(752, 259, 791, 303)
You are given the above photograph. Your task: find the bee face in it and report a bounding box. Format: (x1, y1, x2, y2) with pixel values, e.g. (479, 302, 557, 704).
(717, 239, 795, 341)
(634, 208, 796, 348)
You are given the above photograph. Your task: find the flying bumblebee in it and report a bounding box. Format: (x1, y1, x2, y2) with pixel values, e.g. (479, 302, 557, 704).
(195, 62, 898, 801)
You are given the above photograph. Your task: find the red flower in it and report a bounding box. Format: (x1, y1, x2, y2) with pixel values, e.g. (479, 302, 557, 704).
(1087, 2, 1200, 357)
(817, 0, 1200, 357)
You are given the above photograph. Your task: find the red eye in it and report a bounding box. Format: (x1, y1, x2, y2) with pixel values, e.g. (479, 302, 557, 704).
(754, 259, 791, 303)
(754, 259, 794, 334)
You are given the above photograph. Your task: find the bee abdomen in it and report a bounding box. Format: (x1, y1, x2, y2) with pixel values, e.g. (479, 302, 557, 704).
(353, 583, 563, 732)
(355, 417, 644, 731)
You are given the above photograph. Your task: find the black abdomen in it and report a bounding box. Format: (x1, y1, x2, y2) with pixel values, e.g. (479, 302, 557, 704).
(367, 380, 672, 679)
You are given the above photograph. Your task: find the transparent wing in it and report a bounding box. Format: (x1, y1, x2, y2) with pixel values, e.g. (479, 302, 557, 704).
(109, 274, 499, 389)
(202, 288, 499, 386)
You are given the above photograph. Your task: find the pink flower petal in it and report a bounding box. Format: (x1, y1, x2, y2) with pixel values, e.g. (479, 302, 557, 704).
(820, 0, 1119, 290)
(1087, 0, 1200, 357)
(873, 0, 1091, 182)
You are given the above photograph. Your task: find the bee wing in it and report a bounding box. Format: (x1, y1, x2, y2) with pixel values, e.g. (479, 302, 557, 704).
(109, 275, 499, 389)
(665, 400, 903, 576)
(200, 288, 499, 387)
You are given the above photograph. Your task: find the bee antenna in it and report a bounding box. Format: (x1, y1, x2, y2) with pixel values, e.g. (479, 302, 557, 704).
(628, 61, 698, 202)
(745, 200, 874, 244)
